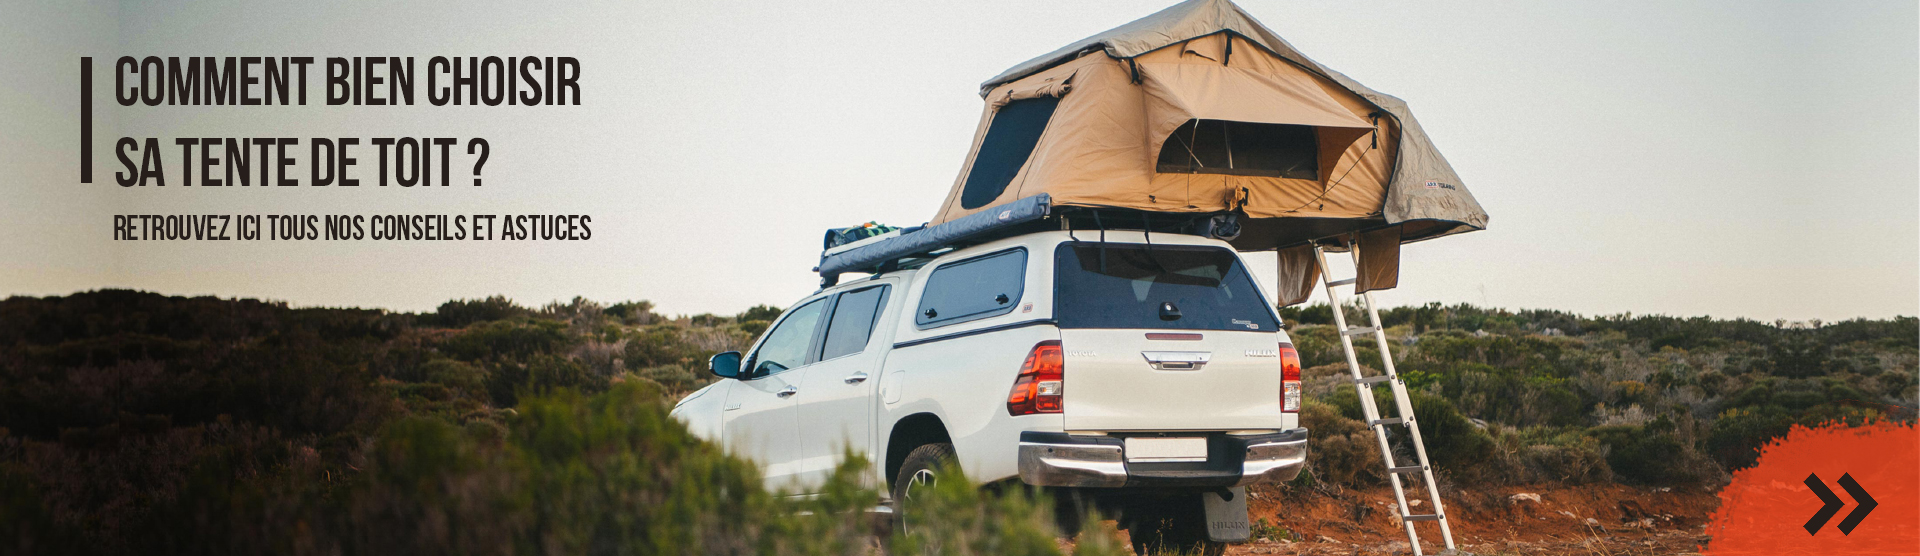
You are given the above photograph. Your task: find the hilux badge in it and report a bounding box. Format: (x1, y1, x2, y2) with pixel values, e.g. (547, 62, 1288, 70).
(1245, 349, 1277, 357)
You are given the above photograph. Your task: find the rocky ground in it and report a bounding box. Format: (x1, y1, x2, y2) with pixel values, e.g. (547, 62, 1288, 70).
(1063, 483, 1722, 555)
(1226, 483, 1719, 555)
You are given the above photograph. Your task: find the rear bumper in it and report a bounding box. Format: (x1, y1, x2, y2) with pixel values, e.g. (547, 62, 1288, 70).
(1016, 429, 1307, 489)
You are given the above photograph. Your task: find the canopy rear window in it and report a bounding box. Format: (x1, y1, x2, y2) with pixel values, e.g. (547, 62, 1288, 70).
(1155, 119, 1318, 180)
(1054, 243, 1278, 331)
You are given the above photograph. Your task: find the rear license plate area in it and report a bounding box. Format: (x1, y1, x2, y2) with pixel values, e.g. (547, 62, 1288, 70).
(1123, 437, 1208, 462)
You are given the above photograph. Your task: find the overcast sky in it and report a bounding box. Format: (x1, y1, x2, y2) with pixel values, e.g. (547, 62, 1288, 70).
(2, 0, 1915, 322)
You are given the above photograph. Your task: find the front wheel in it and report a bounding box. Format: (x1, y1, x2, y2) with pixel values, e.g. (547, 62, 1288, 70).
(1125, 495, 1226, 556)
(890, 443, 956, 535)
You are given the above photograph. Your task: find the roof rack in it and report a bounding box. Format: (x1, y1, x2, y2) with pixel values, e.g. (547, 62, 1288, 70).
(815, 194, 1053, 286)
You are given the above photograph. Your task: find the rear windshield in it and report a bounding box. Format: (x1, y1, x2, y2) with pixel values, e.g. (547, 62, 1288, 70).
(1053, 243, 1279, 331)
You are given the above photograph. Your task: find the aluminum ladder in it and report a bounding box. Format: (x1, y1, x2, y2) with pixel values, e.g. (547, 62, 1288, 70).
(1314, 244, 1456, 556)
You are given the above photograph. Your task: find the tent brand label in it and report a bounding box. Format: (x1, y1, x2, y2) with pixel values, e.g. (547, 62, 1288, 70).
(1424, 180, 1457, 190)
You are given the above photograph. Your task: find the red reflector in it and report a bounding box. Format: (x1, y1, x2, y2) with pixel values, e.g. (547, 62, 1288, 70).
(1279, 344, 1301, 382)
(1280, 342, 1301, 413)
(1008, 341, 1065, 416)
(1145, 333, 1203, 341)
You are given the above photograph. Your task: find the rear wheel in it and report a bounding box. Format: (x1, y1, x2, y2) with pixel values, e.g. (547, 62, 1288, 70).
(890, 443, 956, 535)
(1125, 495, 1225, 556)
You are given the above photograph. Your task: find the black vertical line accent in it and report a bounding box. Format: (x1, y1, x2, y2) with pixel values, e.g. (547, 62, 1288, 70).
(1370, 112, 1380, 149)
(80, 57, 92, 183)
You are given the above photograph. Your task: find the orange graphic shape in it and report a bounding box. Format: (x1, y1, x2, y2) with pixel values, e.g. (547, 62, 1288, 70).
(1704, 420, 1919, 555)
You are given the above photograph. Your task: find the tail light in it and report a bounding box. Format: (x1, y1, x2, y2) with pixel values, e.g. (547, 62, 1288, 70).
(1279, 342, 1301, 413)
(1008, 341, 1064, 416)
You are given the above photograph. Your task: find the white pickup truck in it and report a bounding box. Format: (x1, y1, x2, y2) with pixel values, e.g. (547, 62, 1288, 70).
(671, 230, 1307, 555)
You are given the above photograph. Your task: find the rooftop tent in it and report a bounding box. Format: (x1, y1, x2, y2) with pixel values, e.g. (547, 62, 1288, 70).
(928, 0, 1487, 256)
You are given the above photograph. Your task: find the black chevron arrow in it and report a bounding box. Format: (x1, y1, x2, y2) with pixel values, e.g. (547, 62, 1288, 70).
(1804, 473, 1843, 535)
(1834, 473, 1878, 535)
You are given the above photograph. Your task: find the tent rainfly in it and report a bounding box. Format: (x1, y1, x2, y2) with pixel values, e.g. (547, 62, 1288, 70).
(927, 0, 1488, 305)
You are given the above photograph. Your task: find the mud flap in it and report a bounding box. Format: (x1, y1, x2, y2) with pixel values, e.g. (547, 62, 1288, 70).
(1202, 486, 1250, 542)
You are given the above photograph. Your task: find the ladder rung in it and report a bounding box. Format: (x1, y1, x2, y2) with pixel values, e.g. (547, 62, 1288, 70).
(1327, 277, 1355, 287)
(1388, 465, 1425, 474)
(1370, 417, 1405, 426)
(1402, 514, 1443, 522)
(1354, 375, 1394, 385)
(1342, 326, 1378, 337)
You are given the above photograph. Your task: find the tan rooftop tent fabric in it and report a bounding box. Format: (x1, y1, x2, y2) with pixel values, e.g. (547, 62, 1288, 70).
(929, 0, 1487, 251)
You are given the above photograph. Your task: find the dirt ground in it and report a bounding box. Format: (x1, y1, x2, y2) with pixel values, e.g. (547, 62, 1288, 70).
(1081, 483, 1721, 556)
(1232, 483, 1718, 555)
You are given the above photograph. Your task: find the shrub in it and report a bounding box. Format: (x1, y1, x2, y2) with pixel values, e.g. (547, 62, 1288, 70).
(1294, 401, 1382, 487)
(605, 300, 656, 325)
(893, 464, 1126, 556)
(633, 364, 710, 397)
(431, 295, 529, 327)
(440, 319, 574, 361)
(1706, 406, 1794, 470)
(1325, 387, 1498, 480)
(1508, 432, 1612, 484)
(1279, 303, 1333, 325)
(1587, 424, 1720, 485)
(737, 304, 783, 324)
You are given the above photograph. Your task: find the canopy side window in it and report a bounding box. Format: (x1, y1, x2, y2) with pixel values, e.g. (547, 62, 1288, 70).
(1155, 119, 1319, 180)
(960, 97, 1060, 209)
(915, 248, 1027, 329)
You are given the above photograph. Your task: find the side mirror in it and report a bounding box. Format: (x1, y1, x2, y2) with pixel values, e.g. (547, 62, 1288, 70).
(709, 351, 742, 379)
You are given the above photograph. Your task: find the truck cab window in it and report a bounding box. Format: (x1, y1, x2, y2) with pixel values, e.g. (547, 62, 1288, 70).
(820, 285, 890, 360)
(748, 297, 827, 377)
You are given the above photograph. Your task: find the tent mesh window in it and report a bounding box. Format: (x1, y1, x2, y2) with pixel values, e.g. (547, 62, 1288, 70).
(961, 97, 1061, 209)
(1155, 119, 1318, 180)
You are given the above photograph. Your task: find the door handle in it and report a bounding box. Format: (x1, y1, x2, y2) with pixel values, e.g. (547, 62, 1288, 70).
(1141, 351, 1211, 370)
(777, 385, 799, 398)
(844, 372, 870, 384)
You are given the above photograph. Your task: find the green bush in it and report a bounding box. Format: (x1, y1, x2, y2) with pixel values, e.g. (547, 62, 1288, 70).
(431, 295, 529, 327)
(894, 464, 1126, 556)
(1587, 423, 1719, 485)
(737, 304, 783, 324)
(1326, 387, 1497, 479)
(1706, 406, 1795, 470)
(441, 319, 574, 361)
(1497, 429, 1611, 484)
(1294, 401, 1381, 487)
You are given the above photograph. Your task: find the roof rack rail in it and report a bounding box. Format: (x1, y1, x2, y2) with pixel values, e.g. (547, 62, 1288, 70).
(815, 194, 1052, 286)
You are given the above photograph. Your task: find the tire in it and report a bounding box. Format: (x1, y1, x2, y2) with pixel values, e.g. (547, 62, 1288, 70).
(1125, 494, 1226, 556)
(890, 442, 957, 535)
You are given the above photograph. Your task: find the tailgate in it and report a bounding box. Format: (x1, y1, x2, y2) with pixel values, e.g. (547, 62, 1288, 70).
(1061, 329, 1284, 431)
